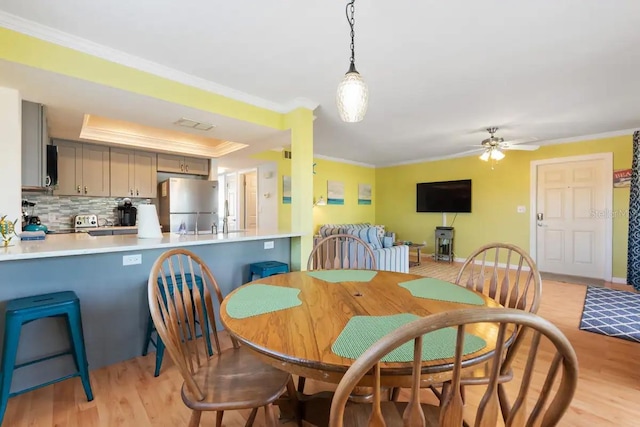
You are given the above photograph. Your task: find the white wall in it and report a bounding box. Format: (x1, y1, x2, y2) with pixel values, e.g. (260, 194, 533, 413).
(0, 87, 22, 230)
(258, 162, 278, 230)
(207, 158, 218, 181)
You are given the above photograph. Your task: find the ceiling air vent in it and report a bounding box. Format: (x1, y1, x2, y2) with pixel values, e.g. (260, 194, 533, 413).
(283, 150, 292, 159)
(174, 117, 216, 131)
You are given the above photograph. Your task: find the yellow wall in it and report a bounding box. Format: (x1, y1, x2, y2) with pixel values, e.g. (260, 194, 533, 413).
(375, 135, 632, 278)
(253, 153, 377, 232)
(0, 28, 283, 129)
(312, 158, 376, 232)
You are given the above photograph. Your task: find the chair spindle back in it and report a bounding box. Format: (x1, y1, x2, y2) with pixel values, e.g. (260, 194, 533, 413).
(148, 249, 233, 400)
(329, 308, 578, 427)
(308, 234, 377, 271)
(456, 243, 542, 314)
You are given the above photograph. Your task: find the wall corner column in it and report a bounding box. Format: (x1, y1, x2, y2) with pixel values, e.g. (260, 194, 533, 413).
(0, 87, 22, 228)
(284, 107, 314, 270)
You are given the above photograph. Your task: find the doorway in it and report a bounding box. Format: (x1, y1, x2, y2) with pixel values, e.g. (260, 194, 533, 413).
(242, 171, 258, 230)
(529, 153, 613, 280)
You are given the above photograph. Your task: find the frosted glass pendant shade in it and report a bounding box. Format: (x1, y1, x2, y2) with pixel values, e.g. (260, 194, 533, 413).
(479, 150, 490, 161)
(336, 70, 369, 122)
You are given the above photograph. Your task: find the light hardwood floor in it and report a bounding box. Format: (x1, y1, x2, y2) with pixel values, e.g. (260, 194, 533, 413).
(4, 262, 640, 426)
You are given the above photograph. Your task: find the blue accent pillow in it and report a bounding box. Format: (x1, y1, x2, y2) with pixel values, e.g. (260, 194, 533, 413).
(345, 226, 382, 250)
(383, 236, 394, 248)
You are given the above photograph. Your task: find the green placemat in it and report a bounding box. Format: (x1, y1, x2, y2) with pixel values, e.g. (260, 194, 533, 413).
(332, 314, 486, 362)
(226, 284, 301, 319)
(306, 270, 378, 283)
(399, 278, 484, 305)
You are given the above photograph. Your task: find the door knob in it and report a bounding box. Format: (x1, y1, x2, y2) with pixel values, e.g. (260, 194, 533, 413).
(84, 186, 88, 194)
(186, 165, 189, 173)
(77, 185, 81, 194)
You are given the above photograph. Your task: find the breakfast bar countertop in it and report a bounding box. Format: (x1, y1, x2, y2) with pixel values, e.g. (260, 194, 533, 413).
(0, 229, 302, 262)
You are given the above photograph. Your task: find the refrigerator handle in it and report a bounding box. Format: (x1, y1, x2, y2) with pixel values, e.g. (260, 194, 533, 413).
(195, 212, 199, 235)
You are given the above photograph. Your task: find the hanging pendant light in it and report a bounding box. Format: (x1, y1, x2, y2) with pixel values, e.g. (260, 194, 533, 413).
(336, 0, 368, 123)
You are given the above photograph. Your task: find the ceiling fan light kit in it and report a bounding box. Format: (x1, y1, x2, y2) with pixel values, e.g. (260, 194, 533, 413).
(336, 0, 368, 123)
(477, 127, 538, 164)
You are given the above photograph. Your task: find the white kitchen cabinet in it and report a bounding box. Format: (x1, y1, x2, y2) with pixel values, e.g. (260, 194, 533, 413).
(157, 153, 209, 176)
(110, 148, 157, 198)
(54, 140, 110, 196)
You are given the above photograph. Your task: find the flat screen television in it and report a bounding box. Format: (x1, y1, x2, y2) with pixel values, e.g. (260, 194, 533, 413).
(416, 179, 472, 213)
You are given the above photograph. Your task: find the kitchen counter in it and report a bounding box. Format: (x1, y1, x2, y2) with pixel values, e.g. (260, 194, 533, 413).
(0, 230, 296, 391)
(0, 229, 302, 261)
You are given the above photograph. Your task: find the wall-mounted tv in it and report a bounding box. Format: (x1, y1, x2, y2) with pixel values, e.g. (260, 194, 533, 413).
(416, 179, 472, 213)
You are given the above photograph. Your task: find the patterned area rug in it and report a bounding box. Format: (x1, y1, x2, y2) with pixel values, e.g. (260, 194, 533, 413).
(579, 287, 640, 343)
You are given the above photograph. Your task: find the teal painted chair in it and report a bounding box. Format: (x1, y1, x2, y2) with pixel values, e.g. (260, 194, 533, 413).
(142, 274, 213, 377)
(0, 291, 94, 424)
(249, 261, 289, 281)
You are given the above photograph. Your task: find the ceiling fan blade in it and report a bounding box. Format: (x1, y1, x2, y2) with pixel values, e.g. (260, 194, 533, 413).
(502, 144, 540, 151)
(456, 148, 486, 156)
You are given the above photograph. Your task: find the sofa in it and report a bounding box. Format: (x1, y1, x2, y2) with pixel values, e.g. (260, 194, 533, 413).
(315, 223, 409, 273)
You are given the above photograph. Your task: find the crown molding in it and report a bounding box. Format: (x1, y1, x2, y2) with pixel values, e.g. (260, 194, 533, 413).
(379, 150, 481, 168)
(313, 154, 376, 168)
(281, 97, 320, 112)
(0, 11, 318, 114)
(528, 128, 636, 146)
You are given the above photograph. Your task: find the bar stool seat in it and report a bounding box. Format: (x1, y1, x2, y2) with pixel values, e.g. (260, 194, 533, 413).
(0, 291, 94, 424)
(142, 274, 213, 376)
(249, 261, 290, 281)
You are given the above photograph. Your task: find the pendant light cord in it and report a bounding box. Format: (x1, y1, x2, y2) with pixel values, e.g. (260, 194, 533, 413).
(346, 0, 357, 72)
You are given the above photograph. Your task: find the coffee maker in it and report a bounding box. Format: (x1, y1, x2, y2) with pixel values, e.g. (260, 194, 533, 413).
(117, 199, 137, 226)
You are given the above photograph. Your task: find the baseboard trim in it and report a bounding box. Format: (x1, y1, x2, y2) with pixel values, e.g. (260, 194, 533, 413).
(611, 277, 629, 285)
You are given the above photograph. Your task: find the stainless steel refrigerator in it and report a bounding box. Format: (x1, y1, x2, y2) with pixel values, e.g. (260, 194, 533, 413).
(158, 178, 219, 234)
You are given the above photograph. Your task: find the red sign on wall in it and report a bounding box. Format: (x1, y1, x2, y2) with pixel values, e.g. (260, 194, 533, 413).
(613, 169, 632, 188)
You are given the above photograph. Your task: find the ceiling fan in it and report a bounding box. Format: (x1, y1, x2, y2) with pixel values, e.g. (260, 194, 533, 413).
(475, 127, 540, 162)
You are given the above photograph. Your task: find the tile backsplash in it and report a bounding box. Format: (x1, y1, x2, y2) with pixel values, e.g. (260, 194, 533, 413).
(22, 193, 154, 229)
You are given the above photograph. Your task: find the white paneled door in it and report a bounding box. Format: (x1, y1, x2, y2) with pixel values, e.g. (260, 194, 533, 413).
(535, 158, 608, 278)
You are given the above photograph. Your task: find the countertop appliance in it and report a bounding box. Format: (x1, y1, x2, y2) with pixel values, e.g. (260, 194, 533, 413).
(22, 200, 48, 232)
(158, 178, 218, 234)
(117, 199, 137, 226)
(74, 214, 99, 229)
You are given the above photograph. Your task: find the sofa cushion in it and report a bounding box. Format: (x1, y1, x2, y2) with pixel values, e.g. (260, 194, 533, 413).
(382, 236, 394, 248)
(345, 226, 382, 250)
(319, 223, 371, 238)
(373, 224, 386, 240)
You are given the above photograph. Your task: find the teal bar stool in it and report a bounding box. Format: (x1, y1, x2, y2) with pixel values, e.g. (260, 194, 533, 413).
(249, 261, 290, 281)
(142, 274, 213, 376)
(0, 291, 94, 423)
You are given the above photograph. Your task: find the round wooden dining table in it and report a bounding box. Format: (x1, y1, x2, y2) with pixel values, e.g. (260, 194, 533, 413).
(220, 270, 505, 389)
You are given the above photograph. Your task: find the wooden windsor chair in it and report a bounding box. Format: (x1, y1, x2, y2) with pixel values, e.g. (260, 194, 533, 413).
(301, 233, 378, 394)
(395, 243, 544, 407)
(147, 249, 294, 427)
(308, 233, 377, 271)
(329, 308, 578, 427)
